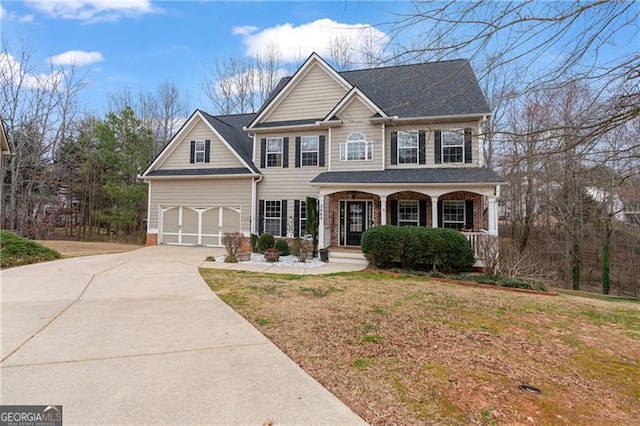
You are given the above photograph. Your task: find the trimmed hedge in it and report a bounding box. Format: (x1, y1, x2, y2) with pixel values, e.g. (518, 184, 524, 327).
(361, 225, 474, 273)
(275, 239, 290, 256)
(257, 233, 275, 252)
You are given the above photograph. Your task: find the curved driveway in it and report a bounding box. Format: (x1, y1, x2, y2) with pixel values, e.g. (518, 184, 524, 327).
(0, 245, 366, 425)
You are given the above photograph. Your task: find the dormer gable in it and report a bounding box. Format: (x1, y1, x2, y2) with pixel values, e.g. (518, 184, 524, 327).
(247, 53, 352, 129)
(321, 86, 388, 123)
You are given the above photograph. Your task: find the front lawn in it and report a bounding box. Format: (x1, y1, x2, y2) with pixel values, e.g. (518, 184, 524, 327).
(0, 230, 62, 268)
(200, 268, 640, 425)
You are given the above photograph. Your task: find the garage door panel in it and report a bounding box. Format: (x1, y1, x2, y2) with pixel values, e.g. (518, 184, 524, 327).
(202, 235, 219, 246)
(163, 234, 179, 244)
(163, 208, 179, 233)
(221, 208, 241, 233)
(182, 208, 198, 234)
(202, 208, 219, 235)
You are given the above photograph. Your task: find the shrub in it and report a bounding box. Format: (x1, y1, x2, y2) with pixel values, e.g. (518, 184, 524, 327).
(258, 232, 275, 252)
(224, 255, 238, 263)
(275, 239, 290, 256)
(361, 225, 403, 268)
(221, 232, 243, 256)
(0, 230, 62, 268)
(291, 238, 313, 262)
(250, 234, 259, 253)
(430, 228, 475, 273)
(399, 226, 435, 269)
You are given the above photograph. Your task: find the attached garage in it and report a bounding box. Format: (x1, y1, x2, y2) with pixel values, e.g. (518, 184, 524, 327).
(159, 205, 242, 246)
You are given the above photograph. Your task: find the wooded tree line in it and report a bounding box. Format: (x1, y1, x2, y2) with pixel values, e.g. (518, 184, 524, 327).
(1, 1, 639, 293)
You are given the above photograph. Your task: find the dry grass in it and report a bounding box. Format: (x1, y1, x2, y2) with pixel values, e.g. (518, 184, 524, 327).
(36, 240, 142, 257)
(200, 268, 640, 426)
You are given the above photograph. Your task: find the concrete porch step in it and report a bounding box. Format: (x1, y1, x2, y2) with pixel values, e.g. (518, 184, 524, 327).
(326, 249, 369, 266)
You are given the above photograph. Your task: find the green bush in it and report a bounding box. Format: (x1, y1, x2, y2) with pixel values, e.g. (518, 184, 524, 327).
(0, 230, 62, 268)
(465, 274, 548, 292)
(275, 239, 290, 256)
(361, 225, 403, 268)
(258, 232, 275, 252)
(429, 228, 475, 273)
(361, 225, 474, 273)
(400, 226, 435, 269)
(224, 255, 238, 263)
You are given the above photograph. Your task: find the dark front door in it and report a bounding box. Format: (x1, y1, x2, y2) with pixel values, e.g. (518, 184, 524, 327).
(346, 201, 367, 245)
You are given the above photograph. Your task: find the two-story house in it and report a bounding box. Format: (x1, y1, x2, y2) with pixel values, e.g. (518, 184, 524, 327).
(141, 53, 502, 256)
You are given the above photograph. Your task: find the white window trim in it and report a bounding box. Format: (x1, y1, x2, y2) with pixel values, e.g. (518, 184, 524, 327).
(441, 130, 465, 164)
(398, 200, 419, 226)
(264, 200, 282, 235)
(397, 131, 418, 165)
(340, 132, 373, 162)
(194, 140, 206, 163)
(301, 135, 319, 167)
(266, 137, 283, 168)
(442, 200, 465, 229)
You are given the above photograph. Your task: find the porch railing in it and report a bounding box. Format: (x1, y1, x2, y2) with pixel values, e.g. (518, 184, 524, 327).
(462, 230, 490, 260)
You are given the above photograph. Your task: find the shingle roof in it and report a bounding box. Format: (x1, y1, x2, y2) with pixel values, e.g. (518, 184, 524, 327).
(252, 118, 321, 128)
(198, 110, 258, 173)
(145, 167, 253, 177)
(311, 168, 502, 185)
(260, 58, 490, 121)
(340, 60, 490, 118)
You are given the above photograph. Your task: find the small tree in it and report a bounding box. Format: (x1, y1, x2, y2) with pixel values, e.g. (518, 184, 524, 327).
(306, 197, 319, 257)
(221, 232, 243, 257)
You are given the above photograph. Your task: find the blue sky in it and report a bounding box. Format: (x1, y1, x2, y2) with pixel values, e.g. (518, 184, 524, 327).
(1, 1, 407, 115)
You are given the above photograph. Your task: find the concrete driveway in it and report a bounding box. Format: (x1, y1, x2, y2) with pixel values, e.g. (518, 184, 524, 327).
(0, 245, 366, 425)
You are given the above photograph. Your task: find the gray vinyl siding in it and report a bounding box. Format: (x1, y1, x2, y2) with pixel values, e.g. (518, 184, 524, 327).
(148, 178, 253, 232)
(265, 64, 348, 123)
(159, 119, 245, 170)
(330, 98, 383, 171)
(385, 120, 482, 169)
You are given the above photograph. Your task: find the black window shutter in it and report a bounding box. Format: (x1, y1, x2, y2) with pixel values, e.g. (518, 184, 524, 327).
(434, 131, 442, 164)
(260, 138, 266, 168)
(319, 135, 325, 167)
(390, 131, 398, 165)
(437, 200, 443, 227)
(189, 140, 195, 164)
(418, 131, 426, 164)
(258, 200, 265, 234)
(280, 200, 288, 236)
(419, 200, 427, 227)
(465, 200, 474, 230)
(282, 137, 289, 168)
(464, 128, 472, 163)
(204, 139, 211, 163)
(390, 200, 398, 225)
(295, 137, 301, 168)
(294, 200, 300, 237)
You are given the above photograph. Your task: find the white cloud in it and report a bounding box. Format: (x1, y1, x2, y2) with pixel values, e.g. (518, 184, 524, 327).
(1, 4, 33, 22)
(232, 25, 258, 36)
(49, 50, 104, 66)
(19, 14, 35, 23)
(25, 0, 159, 22)
(0, 53, 63, 90)
(237, 18, 389, 64)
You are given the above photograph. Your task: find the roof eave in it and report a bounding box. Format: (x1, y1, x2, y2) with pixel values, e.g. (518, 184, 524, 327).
(370, 112, 492, 124)
(310, 181, 505, 188)
(247, 120, 344, 133)
(140, 173, 260, 180)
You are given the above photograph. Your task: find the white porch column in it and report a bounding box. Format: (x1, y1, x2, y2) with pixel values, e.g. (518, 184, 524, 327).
(431, 196, 439, 228)
(380, 195, 387, 225)
(318, 197, 325, 249)
(487, 196, 498, 235)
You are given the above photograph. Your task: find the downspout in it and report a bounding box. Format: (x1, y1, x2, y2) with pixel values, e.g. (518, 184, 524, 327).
(251, 175, 264, 234)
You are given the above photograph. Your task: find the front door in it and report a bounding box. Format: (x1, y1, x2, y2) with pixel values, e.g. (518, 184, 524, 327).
(346, 201, 367, 245)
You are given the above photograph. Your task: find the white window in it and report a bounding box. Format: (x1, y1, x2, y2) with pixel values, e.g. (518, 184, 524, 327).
(264, 201, 281, 235)
(442, 130, 464, 163)
(266, 138, 283, 167)
(398, 200, 419, 226)
(299, 200, 307, 236)
(398, 131, 418, 164)
(340, 132, 373, 161)
(301, 136, 319, 167)
(443, 200, 465, 230)
(194, 140, 206, 163)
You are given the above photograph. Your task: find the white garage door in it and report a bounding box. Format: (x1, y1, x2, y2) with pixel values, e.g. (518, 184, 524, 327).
(160, 206, 241, 246)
